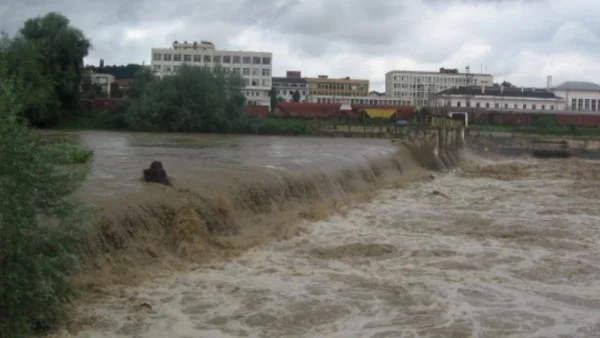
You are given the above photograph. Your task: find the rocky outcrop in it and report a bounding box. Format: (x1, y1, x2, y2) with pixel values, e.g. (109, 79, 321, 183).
(143, 161, 171, 186)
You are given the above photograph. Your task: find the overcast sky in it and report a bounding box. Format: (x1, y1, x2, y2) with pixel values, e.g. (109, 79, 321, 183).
(1, 0, 598, 91)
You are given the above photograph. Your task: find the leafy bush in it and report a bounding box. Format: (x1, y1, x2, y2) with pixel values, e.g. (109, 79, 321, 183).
(0, 50, 92, 338)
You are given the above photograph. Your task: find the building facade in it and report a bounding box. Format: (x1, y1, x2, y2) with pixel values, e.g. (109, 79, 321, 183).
(308, 93, 405, 107)
(150, 40, 272, 106)
(435, 86, 565, 112)
(385, 67, 494, 108)
(87, 72, 115, 96)
(306, 75, 369, 101)
(551, 81, 600, 112)
(272, 71, 307, 102)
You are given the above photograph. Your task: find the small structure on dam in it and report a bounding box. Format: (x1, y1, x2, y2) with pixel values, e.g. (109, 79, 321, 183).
(530, 139, 571, 158)
(143, 161, 172, 186)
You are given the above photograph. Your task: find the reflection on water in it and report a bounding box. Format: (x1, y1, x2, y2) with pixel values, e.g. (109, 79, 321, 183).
(75, 131, 397, 201)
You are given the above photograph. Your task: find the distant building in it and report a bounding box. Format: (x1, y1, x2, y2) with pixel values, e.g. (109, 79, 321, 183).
(435, 85, 565, 112)
(551, 80, 600, 112)
(150, 40, 273, 106)
(385, 67, 494, 107)
(87, 72, 115, 96)
(114, 79, 134, 93)
(272, 71, 307, 102)
(306, 75, 369, 101)
(308, 94, 406, 107)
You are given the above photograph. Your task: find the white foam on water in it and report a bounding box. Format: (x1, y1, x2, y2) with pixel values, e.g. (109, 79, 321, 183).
(56, 158, 600, 338)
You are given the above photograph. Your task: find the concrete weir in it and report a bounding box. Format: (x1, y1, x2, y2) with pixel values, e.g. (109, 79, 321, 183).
(401, 127, 465, 171)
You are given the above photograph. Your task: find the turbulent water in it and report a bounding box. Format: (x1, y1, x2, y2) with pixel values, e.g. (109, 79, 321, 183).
(46, 131, 600, 338)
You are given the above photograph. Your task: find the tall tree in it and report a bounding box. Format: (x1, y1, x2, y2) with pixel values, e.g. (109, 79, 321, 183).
(19, 12, 91, 118)
(292, 90, 301, 102)
(269, 88, 278, 111)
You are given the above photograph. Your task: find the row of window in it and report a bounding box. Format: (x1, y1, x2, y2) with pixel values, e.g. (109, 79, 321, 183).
(153, 53, 271, 65)
(278, 90, 306, 96)
(315, 83, 368, 90)
(315, 97, 409, 105)
(152, 64, 271, 76)
(308, 91, 369, 97)
(570, 98, 600, 111)
(390, 75, 478, 84)
(273, 83, 307, 88)
(453, 101, 555, 110)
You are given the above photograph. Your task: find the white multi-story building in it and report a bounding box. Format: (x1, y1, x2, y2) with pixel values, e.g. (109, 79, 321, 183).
(385, 67, 494, 107)
(435, 85, 565, 112)
(551, 81, 600, 112)
(150, 40, 272, 106)
(86, 72, 115, 96)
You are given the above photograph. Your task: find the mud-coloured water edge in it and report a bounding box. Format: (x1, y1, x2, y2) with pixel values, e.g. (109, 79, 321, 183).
(43, 131, 600, 338)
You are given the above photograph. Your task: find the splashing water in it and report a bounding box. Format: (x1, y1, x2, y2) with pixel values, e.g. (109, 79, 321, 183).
(47, 152, 600, 338)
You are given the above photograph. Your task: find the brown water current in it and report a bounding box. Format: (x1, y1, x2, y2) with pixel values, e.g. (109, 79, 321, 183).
(44, 131, 600, 338)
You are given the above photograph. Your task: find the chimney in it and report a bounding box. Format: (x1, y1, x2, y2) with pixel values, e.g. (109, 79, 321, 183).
(547, 75, 552, 90)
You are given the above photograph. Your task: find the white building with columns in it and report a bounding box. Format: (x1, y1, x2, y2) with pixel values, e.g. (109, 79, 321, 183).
(551, 81, 600, 112)
(385, 67, 493, 107)
(435, 85, 566, 112)
(150, 40, 272, 106)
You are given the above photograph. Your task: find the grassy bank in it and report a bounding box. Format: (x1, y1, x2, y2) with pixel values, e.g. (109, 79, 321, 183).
(469, 124, 600, 139)
(53, 110, 318, 136)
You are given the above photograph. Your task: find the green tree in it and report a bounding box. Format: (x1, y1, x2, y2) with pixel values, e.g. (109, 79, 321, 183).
(19, 12, 91, 120)
(0, 53, 92, 337)
(124, 64, 246, 132)
(269, 88, 278, 111)
(292, 89, 301, 102)
(109, 82, 123, 98)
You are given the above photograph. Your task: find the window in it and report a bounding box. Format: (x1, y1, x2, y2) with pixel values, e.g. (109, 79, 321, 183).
(572, 98, 577, 110)
(233, 56, 241, 63)
(173, 54, 181, 61)
(456, 101, 461, 107)
(243, 56, 251, 64)
(504, 103, 508, 109)
(262, 57, 271, 65)
(585, 99, 590, 110)
(262, 69, 271, 76)
(204, 55, 211, 62)
(153, 53, 162, 61)
(542, 105, 545, 110)
(163, 53, 172, 61)
(224, 68, 230, 74)
(532, 104, 536, 109)
(494, 103, 499, 108)
(183, 54, 191, 62)
(578, 99, 583, 110)
(243, 78, 249, 86)
(242, 68, 250, 75)
(523, 104, 527, 109)
(485, 102, 490, 108)
(252, 57, 261, 64)
(233, 68, 240, 74)
(476, 102, 480, 108)
(223, 55, 231, 63)
(593, 100, 597, 111)
(174, 66, 180, 72)
(252, 68, 259, 76)
(152, 65, 161, 70)
(551, 105, 554, 110)
(514, 103, 518, 109)
(193, 55, 202, 62)
(251, 79, 258, 86)
(466, 102, 471, 107)
(213, 55, 221, 63)
(262, 79, 270, 87)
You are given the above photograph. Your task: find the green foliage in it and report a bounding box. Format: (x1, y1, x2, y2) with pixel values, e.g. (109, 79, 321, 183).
(0, 12, 91, 127)
(87, 63, 144, 79)
(19, 12, 91, 116)
(269, 88, 278, 111)
(292, 90, 301, 102)
(0, 48, 92, 338)
(124, 64, 247, 132)
(532, 115, 559, 128)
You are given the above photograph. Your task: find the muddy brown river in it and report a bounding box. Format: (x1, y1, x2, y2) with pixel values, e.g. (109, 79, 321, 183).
(46, 131, 600, 338)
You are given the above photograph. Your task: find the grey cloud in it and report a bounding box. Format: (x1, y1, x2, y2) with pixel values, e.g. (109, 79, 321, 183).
(1, 0, 599, 89)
